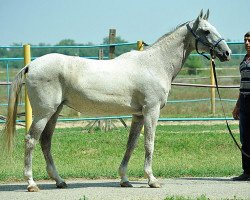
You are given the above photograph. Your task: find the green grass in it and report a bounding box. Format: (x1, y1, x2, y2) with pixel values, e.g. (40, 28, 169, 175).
(0, 124, 242, 182)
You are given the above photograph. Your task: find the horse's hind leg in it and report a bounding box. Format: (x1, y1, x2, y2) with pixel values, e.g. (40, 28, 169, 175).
(24, 116, 51, 192)
(39, 104, 67, 188)
(119, 114, 144, 187)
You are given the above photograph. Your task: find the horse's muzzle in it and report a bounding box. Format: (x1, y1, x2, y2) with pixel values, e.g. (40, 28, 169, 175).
(216, 50, 231, 62)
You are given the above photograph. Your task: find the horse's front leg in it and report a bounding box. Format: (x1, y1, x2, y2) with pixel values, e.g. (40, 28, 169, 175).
(119, 114, 144, 187)
(143, 104, 161, 188)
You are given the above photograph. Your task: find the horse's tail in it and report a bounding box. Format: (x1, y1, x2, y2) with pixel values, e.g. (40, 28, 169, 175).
(2, 65, 29, 153)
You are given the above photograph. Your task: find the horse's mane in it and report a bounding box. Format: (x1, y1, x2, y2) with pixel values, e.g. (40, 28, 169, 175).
(151, 21, 190, 46)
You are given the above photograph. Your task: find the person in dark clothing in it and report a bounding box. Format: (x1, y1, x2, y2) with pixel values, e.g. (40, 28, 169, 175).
(232, 31, 250, 181)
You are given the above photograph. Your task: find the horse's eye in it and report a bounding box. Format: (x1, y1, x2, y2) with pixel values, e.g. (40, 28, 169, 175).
(204, 30, 210, 35)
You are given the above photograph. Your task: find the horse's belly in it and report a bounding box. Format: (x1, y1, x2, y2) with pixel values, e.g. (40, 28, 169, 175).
(64, 93, 141, 116)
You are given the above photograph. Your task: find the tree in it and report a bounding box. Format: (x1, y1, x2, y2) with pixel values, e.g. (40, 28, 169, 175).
(56, 39, 79, 56)
(102, 36, 137, 57)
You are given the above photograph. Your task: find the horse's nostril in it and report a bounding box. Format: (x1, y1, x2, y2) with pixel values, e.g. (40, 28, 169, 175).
(224, 51, 230, 57)
(222, 51, 231, 61)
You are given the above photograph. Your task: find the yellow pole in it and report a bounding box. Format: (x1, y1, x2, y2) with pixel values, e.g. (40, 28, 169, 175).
(210, 59, 215, 115)
(23, 44, 32, 133)
(137, 41, 144, 134)
(137, 40, 144, 51)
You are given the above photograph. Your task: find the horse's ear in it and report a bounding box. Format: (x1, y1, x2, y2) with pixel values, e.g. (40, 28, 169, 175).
(198, 9, 204, 20)
(196, 9, 204, 22)
(193, 9, 203, 28)
(203, 9, 209, 20)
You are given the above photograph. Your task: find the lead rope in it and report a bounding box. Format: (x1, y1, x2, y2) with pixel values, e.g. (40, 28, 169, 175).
(210, 50, 250, 158)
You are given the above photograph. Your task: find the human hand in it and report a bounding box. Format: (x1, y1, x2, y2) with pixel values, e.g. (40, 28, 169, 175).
(232, 105, 239, 120)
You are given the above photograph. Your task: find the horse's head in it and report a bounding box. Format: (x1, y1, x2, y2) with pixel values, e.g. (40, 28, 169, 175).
(188, 9, 231, 62)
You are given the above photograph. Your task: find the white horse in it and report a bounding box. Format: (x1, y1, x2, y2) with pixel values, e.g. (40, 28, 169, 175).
(3, 10, 231, 191)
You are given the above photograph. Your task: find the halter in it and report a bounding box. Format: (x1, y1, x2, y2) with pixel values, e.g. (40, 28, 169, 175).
(186, 23, 224, 60)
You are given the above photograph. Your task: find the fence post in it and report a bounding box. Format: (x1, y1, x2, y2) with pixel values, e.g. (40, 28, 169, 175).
(137, 41, 144, 134)
(137, 40, 144, 51)
(109, 29, 116, 59)
(98, 48, 105, 130)
(23, 44, 32, 133)
(98, 48, 104, 60)
(210, 59, 216, 115)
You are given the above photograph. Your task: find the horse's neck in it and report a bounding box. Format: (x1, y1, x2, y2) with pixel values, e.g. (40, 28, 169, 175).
(147, 25, 193, 79)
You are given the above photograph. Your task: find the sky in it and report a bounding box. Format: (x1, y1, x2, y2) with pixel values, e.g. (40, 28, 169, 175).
(0, 0, 249, 46)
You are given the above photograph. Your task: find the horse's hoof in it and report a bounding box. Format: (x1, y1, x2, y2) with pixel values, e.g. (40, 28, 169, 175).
(27, 185, 40, 192)
(149, 182, 161, 188)
(56, 182, 67, 188)
(120, 181, 133, 187)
